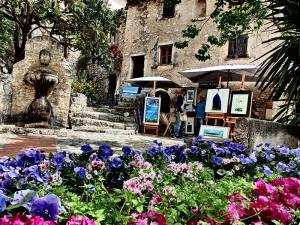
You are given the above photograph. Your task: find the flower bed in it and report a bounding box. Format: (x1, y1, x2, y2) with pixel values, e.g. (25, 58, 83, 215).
(0, 138, 299, 224)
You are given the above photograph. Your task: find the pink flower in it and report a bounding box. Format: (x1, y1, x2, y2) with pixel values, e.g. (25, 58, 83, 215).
(66, 215, 96, 225)
(191, 208, 198, 214)
(252, 180, 275, 196)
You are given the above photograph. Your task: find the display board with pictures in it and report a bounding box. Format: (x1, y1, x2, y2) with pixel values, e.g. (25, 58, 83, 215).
(185, 117, 194, 134)
(205, 88, 230, 114)
(143, 97, 161, 125)
(229, 90, 253, 117)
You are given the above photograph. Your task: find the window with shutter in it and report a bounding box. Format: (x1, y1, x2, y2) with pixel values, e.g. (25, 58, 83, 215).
(163, 0, 175, 18)
(227, 36, 248, 58)
(160, 45, 173, 64)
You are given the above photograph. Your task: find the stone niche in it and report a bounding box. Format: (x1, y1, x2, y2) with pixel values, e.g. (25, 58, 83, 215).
(10, 36, 72, 127)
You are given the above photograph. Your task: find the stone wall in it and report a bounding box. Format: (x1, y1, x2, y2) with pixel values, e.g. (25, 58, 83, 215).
(118, 0, 277, 90)
(70, 93, 87, 112)
(234, 118, 299, 149)
(10, 36, 72, 127)
(0, 60, 12, 122)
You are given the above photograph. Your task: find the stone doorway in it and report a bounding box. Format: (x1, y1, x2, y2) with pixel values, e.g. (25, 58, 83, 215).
(107, 74, 117, 106)
(131, 55, 144, 78)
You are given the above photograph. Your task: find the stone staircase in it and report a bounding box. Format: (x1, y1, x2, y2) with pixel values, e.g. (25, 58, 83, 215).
(71, 105, 137, 135)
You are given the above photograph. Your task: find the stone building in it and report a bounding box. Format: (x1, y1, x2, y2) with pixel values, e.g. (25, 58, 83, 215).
(117, 0, 276, 119)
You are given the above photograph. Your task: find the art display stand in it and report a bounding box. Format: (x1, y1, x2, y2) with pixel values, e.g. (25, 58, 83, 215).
(225, 116, 238, 138)
(205, 113, 226, 126)
(144, 125, 158, 135)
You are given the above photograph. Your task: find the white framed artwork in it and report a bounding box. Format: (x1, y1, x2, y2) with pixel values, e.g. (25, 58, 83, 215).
(205, 88, 230, 113)
(185, 117, 194, 134)
(199, 125, 230, 139)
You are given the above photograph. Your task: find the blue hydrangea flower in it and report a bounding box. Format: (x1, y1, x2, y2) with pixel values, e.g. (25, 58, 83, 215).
(212, 156, 223, 166)
(263, 165, 273, 176)
(11, 189, 37, 210)
(98, 144, 114, 161)
(276, 162, 287, 171)
(81, 144, 93, 154)
(111, 157, 122, 168)
(122, 146, 133, 158)
(31, 194, 61, 221)
(74, 167, 87, 179)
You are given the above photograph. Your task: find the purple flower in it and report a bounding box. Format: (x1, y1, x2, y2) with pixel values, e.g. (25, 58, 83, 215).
(265, 154, 275, 161)
(276, 162, 287, 171)
(147, 146, 160, 156)
(31, 194, 61, 221)
(74, 167, 86, 179)
(111, 157, 122, 168)
(98, 144, 113, 161)
(23, 165, 44, 183)
(288, 160, 297, 169)
(16, 149, 45, 166)
(212, 156, 223, 165)
(0, 190, 6, 212)
(236, 144, 245, 152)
(263, 165, 273, 176)
(190, 146, 198, 154)
(241, 157, 252, 165)
(81, 144, 93, 154)
(122, 146, 133, 158)
(214, 147, 225, 155)
(11, 189, 37, 210)
(51, 152, 66, 167)
(68, 153, 75, 161)
(293, 148, 300, 157)
(192, 136, 202, 145)
(279, 147, 290, 155)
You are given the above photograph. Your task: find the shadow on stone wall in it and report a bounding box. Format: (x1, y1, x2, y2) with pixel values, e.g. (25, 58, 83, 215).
(234, 118, 299, 149)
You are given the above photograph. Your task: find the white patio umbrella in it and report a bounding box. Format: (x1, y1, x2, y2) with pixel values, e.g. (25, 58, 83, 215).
(179, 64, 259, 88)
(126, 76, 181, 96)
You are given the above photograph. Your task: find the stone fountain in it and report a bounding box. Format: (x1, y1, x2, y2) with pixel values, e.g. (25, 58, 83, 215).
(10, 36, 72, 128)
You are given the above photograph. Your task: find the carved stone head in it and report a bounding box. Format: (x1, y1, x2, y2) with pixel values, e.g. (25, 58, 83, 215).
(39, 49, 51, 65)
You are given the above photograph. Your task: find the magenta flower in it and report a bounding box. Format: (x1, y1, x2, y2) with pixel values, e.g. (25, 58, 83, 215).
(66, 215, 96, 225)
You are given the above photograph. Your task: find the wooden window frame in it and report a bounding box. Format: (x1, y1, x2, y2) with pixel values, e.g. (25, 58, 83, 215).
(227, 36, 248, 59)
(162, 1, 175, 18)
(159, 45, 173, 65)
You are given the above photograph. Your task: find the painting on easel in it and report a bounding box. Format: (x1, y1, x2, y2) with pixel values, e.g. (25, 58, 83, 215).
(229, 90, 253, 117)
(205, 89, 230, 113)
(143, 97, 161, 125)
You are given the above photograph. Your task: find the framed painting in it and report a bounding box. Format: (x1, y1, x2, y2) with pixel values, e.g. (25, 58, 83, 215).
(229, 90, 253, 117)
(143, 97, 161, 125)
(199, 125, 230, 139)
(185, 117, 194, 134)
(205, 88, 230, 113)
(186, 89, 196, 103)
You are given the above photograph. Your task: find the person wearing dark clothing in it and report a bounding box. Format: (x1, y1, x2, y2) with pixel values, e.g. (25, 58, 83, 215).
(175, 89, 186, 138)
(194, 95, 206, 136)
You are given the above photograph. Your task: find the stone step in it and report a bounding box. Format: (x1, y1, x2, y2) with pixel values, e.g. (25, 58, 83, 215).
(72, 111, 135, 123)
(71, 117, 136, 130)
(72, 126, 136, 135)
(86, 106, 135, 116)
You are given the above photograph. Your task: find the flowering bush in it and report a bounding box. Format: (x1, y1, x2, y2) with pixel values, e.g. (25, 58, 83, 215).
(0, 138, 299, 224)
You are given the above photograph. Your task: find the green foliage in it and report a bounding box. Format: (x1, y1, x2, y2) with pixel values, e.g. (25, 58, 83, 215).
(255, 0, 300, 125)
(72, 80, 97, 100)
(0, 0, 117, 71)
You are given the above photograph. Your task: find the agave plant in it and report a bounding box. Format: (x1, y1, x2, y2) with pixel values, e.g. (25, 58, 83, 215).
(256, 0, 300, 125)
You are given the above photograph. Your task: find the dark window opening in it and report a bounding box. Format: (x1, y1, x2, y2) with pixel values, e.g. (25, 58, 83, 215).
(228, 36, 248, 59)
(163, 0, 175, 18)
(132, 55, 144, 78)
(194, 0, 206, 18)
(228, 0, 245, 6)
(160, 45, 172, 65)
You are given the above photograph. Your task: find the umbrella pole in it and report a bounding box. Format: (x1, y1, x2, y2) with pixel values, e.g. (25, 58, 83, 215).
(240, 72, 245, 90)
(227, 70, 230, 88)
(217, 76, 222, 88)
(153, 81, 157, 96)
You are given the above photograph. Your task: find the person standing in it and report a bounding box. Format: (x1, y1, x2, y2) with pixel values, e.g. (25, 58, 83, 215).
(175, 89, 186, 138)
(194, 94, 206, 136)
